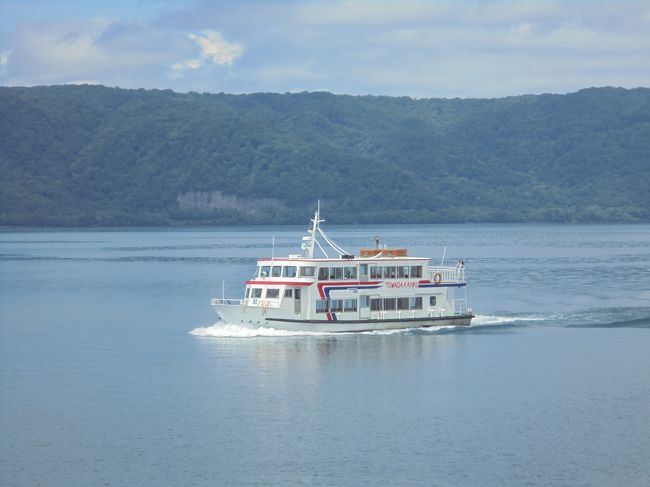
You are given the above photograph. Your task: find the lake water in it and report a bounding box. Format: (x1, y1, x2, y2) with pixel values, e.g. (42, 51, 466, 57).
(1, 224, 650, 486)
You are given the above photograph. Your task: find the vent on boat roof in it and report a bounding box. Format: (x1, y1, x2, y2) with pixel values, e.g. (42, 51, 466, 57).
(359, 248, 408, 257)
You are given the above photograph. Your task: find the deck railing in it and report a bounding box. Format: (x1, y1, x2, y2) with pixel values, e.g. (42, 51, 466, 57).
(211, 298, 280, 308)
(427, 265, 465, 283)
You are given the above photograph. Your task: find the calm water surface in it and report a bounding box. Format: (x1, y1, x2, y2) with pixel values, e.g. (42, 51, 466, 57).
(1, 224, 650, 486)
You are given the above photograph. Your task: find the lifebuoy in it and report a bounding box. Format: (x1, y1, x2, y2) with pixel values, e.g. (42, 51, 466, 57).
(434, 272, 442, 285)
(259, 300, 270, 314)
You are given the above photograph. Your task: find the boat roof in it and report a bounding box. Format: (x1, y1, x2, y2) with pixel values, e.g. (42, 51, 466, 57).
(257, 256, 429, 264)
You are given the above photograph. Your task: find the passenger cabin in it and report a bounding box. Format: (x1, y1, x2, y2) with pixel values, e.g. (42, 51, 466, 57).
(240, 248, 466, 321)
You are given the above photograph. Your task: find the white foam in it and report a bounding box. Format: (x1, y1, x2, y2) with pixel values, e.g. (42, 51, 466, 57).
(190, 323, 331, 337)
(472, 314, 522, 325)
(190, 322, 464, 338)
(472, 314, 546, 325)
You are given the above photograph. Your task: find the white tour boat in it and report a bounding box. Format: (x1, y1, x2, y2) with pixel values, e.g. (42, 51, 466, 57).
(212, 205, 473, 332)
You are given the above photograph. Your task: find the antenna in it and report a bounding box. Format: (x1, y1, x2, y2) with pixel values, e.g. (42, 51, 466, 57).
(271, 236, 275, 260)
(440, 242, 447, 267)
(302, 200, 349, 258)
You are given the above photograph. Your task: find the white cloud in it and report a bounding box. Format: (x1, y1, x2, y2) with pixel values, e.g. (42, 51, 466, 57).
(190, 30, 243, 66)
(1, 1, 649, 97)
(0, 50, 11, 65)
(170, 30, 243, 77)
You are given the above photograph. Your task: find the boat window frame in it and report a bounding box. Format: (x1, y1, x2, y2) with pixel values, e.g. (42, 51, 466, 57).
(282, 266, 297, 278)
(411, 266, 422, 278)
(344, 298, 357, 312)
(343, 266, 357, 280)
(329, 267, 343, 280)
(252, 288, 263, 299)
(271, 266, 282, 277)
(316, 299, 328, 313)
(260, 266, 270, 278)
(410, 297, 422, 310)
(299, 266, 316, 277)
(369, 266, 382, 279)
(266, 288, 280, 299)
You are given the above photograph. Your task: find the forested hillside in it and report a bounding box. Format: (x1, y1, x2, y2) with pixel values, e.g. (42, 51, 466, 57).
(1, 85, 649, 225)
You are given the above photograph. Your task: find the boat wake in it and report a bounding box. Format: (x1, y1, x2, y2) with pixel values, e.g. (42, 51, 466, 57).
(190, 323, 332, 337)
(189, 314, 532, 338)
(189, 308, 650, 338)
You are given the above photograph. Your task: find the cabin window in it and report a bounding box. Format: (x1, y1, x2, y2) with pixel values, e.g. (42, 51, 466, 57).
(360, 295, 370, 308)
(271, 266, 282, 277)
(266, 288, 280, 299)
(410, 297, 422, 310)
(383, 298, 396, 310)
(411, 266, 422, 278)
(260, 266, 270, 278)
(329, 267, 343, 280)
(284, 289, 293, 298)
(252, 288, 262, 298)
(384, 266, 396, 279)
(398, 266, 410, 278)
(370, 298, 382, 311)
(283, 266, 297, 278)
(360, 264, 368, 277)
(330, 299, 344, 312)
(316, 299, 328, 313)
(300, 266, 315, 277)
(370, 266, 382, 279)
(344, 299, 357, 312)
(245, 288, 250, 298)
(397, 297, 410, 310)
(318, 267, 329, 280)
(343, 266, 357, 279)
(429, 296, 436, 306)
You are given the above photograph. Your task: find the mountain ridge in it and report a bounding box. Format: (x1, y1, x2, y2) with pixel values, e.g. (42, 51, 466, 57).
(1, 84, 649, 225)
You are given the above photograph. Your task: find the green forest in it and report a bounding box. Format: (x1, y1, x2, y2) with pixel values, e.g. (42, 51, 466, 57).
(1, 84, 649, 226)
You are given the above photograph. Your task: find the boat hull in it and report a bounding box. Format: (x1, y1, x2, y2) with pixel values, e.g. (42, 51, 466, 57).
(214, 303, 472, 332)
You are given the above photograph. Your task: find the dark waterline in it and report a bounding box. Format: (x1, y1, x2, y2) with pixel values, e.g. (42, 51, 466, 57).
(1, 224, 650, 486)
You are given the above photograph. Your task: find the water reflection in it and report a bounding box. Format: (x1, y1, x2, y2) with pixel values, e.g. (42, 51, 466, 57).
(193, 332, 462, 389)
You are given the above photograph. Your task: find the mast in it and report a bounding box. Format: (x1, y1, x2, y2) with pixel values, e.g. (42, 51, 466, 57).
(301, 201, 349, 259)
(306, 201, 323, 258)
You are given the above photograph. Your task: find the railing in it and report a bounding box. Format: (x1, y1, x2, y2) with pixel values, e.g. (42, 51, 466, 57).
(211, 298, 280, 308)
(427, 265, 465, 283)
(211, 298, 242, 306)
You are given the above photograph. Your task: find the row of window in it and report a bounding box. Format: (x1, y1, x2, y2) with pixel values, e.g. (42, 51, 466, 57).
(370, 296, 437, 311)
(247, 286, 438, 309)
(368, 265, 422, 279)
(318, 266, 357, 280)
(256, 264, 424, 280)
(259, 265, 317, 278)
(246, 287, 300, 299)
(315, 299, 358, 313)
(315, 296, 436, 313)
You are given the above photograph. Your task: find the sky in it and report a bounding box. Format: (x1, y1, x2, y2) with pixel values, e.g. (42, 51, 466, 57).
(1, 0, 649, 98)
